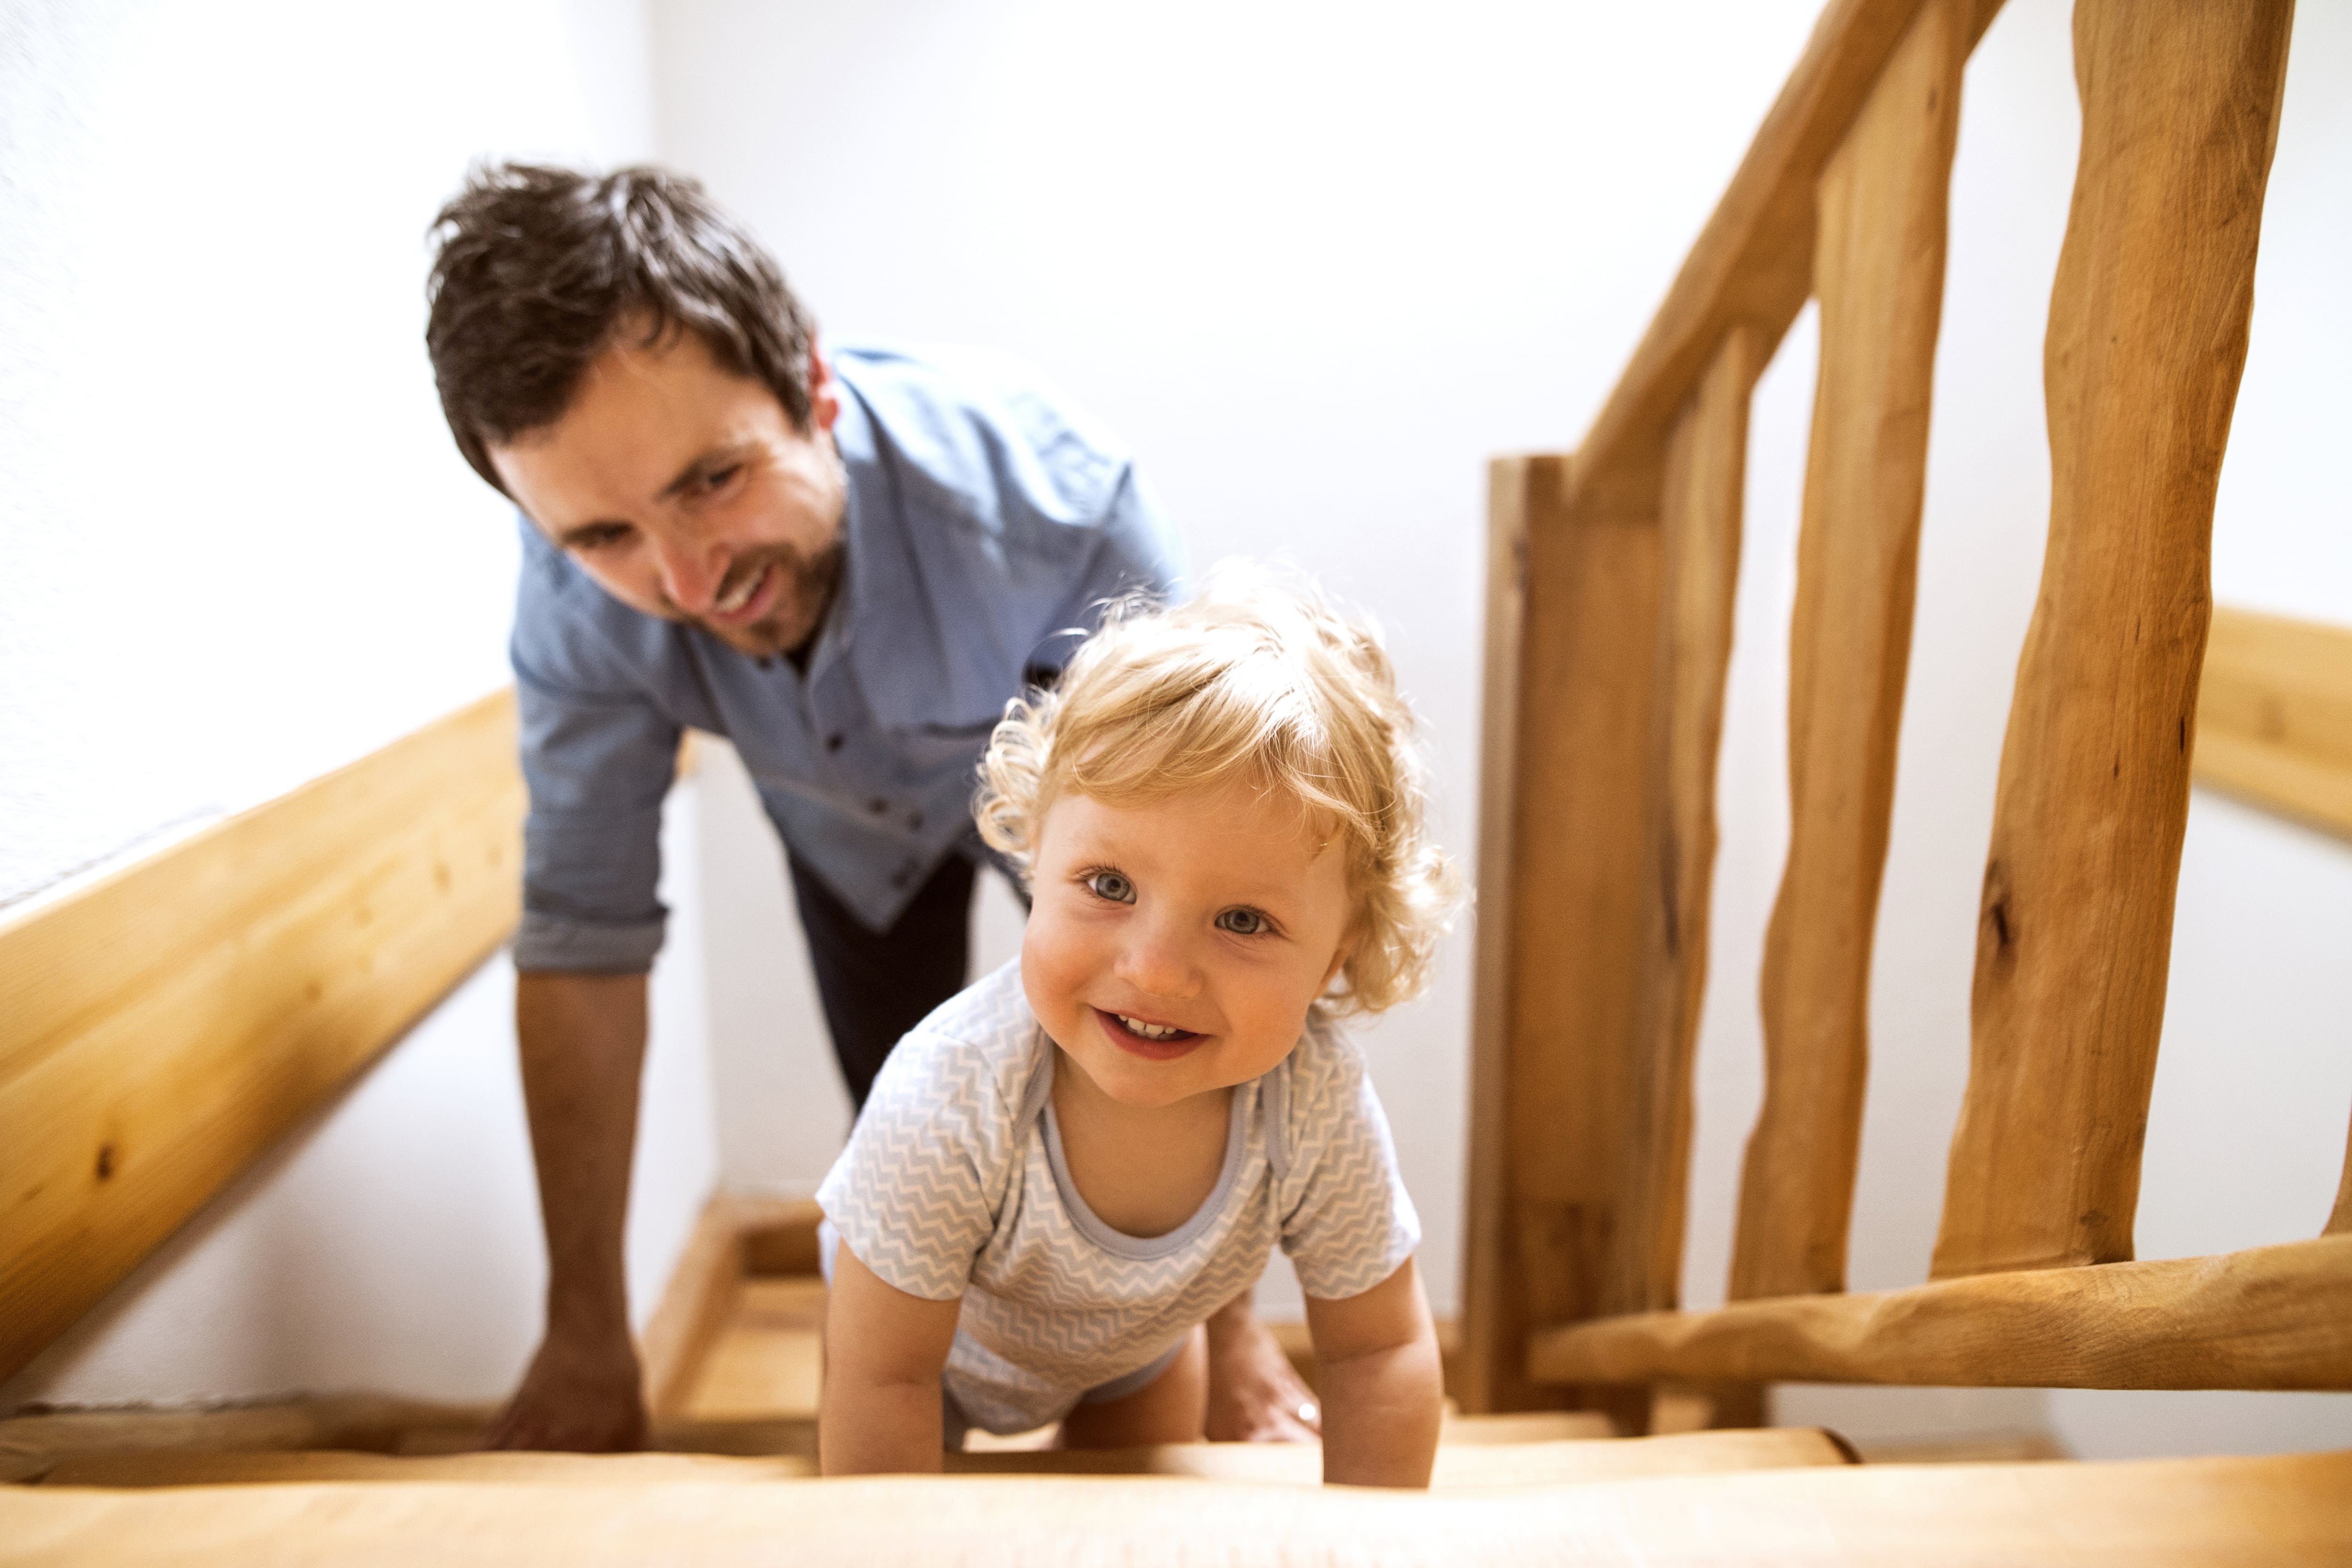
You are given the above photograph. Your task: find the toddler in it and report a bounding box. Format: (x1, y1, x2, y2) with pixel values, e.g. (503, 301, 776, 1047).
(816, 568, 1459, 1487)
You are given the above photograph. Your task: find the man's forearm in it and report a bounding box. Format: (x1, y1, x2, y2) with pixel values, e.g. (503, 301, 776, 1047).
(515, 970, 650, 1338)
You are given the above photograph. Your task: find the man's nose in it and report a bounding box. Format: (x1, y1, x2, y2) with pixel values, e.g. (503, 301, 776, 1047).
(1114, 917, 1203, 1001)
(651, 531, 729, 613)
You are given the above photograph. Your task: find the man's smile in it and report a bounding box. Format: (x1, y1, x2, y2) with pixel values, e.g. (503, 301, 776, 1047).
(710, 559, 773, 619)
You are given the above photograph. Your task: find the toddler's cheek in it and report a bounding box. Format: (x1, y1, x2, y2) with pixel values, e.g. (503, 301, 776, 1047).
(1018, 922, 1088, 1039)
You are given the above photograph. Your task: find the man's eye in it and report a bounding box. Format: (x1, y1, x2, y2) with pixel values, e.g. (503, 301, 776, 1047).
(700, 464, 741, 493)
(1085, 870, 1135, 904)
(571, 525, 631, 552)
(1216, 908, 1269, 937)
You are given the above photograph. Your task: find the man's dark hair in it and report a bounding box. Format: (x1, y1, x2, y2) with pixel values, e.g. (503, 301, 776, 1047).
(425, 162, 817, 493)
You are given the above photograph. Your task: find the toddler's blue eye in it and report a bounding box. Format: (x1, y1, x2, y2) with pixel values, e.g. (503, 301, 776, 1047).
(1216, 908, 1267, 936)
(1087, 870, 1135, 904)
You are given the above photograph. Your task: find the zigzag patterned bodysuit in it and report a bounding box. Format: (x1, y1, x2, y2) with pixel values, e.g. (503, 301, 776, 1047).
(817, 959, 1420, 1436)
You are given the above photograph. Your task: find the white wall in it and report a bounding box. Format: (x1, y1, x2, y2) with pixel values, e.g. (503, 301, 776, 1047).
(652, 0, 2351, 1459)
(0, 0, 719, 1414)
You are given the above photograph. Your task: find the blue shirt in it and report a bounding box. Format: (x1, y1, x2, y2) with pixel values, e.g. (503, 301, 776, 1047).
(508, 346, 1185, 972)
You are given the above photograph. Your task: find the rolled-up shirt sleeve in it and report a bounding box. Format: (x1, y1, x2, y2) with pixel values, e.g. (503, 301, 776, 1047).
(509, 545, 680, 974)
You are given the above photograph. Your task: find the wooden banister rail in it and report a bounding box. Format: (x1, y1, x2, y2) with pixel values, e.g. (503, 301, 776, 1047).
(2192, 607, 2352, 845)
(0, 692, 525, 1385)
(1464, 0, 2325, 1419)
(1532, 1235, 2352, 1392)
(1563, 0, 2005, 517)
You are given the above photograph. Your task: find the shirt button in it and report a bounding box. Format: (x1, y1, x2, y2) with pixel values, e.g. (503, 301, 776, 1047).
(889, 867, 912, 889)
(826, 733, 845, 752)
(868, 798, 889, 816)
(908, 812, 924, 831)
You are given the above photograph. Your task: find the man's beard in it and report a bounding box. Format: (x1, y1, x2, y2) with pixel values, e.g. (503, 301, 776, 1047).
(675, 536, 846, 660)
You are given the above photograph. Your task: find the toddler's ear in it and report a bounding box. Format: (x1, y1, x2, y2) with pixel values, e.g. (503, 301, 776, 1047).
(1320, 925, 1361, 990)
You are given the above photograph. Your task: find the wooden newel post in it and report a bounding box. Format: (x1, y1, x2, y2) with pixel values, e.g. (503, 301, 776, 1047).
(1932, 0, 2296, 1279)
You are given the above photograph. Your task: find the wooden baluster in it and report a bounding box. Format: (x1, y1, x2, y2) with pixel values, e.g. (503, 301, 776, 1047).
(1459, 453, 1662, 1422)
(1932, 0, 2296, 1279)
(1609, 328, 1765, 1327)
(1729, 0, 1967, 1302)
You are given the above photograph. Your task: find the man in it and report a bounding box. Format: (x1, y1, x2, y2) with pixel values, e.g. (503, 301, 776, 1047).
(424, 163, 1322, 1451)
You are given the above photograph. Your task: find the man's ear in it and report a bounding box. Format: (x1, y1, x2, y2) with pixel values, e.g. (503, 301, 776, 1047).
(806, 334, 842, 434)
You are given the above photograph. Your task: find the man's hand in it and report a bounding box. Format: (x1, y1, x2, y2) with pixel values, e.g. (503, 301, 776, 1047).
(1203, 1293, 1323, 1442)
(482, 1324, 648, 1452)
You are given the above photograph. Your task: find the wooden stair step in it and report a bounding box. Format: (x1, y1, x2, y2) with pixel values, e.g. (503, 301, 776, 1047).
(6, 1451, 2348, 1566)
(23, 1426, 1846, 1491)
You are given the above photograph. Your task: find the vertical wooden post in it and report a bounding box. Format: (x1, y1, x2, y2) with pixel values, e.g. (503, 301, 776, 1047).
(1458, 454, 1662, 1419)
(1460, 454, 1542, 1417)
(1933, 0, 2296, 1279)
(1728, 0, 1967, 1303)
(1609, 328, 1764, 1323)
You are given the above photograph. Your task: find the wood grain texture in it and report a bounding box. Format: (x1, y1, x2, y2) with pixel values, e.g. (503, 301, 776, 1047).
(1565, 0, 2006, 513)
(642, 1198, 743, 1421)
(1932, 0, 2296, 1281)
(0, 692, 524, 1385)
(1610, 328, 1764, 1321)
(1509, 460, 1663, 1428)
(1730, 0, 1965, 1304)
(33, 1431, 1843, 1491)
(1457, 456, 1537, 1415)
(1530, 1234, 2352, 1391)
(8, 1453, 2349, 1567)
(1460, 455, 1662, 1421)
(2192, 606, 2352, 842)
(640, 1194, 824, 1419)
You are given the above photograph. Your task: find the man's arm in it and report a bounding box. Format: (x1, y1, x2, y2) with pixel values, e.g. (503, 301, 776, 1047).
(820, 1242, 962, 1474)
(1303, 1258, 1443, 1488)
(481, 970, 650, 1453)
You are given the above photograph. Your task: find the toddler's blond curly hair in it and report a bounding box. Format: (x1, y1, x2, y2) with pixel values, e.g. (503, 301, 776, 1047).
(975, 563, 1461, 1016)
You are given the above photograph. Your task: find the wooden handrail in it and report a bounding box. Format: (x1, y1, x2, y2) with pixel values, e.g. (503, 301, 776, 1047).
(1563, 0, 2005, 513)
(1530, 1235, 2352, 1392)
(0, 692, 525, 1384)
(2192, 607, 2352, 844)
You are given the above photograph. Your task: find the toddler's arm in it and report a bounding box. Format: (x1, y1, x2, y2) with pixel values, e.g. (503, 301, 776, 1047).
(1303, 1256, 1442, 1488)
(819, 1241, 963, 1475)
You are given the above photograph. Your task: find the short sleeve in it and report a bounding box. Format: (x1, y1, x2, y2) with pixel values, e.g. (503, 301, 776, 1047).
(1277, 1031, 1422, 1301)
(815, 1028, 1009, 1301)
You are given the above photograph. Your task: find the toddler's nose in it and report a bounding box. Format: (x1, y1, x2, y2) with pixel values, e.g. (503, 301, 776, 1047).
(1115, 923, 1202, 1000)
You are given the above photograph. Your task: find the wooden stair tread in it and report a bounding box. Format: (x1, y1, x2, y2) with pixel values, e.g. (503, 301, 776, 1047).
(7, 1451, 2348, 1566)
(22, 1427, 1846, 1491)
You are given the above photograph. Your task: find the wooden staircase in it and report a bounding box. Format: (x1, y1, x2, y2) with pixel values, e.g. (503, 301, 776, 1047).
(6, 0, 2352, 1560)
(7, 1203, 2348, 1563)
